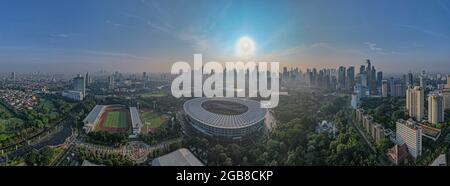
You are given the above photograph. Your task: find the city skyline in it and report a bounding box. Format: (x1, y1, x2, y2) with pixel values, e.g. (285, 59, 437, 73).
(1, 0, 450, 73)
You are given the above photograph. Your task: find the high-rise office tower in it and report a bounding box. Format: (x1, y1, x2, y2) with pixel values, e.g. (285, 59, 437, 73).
(11, 72, 16, 82)
(428, 93, 444, 124)
(366, 59, 371, 88)
(109, 75, 115, 90)
(346, 66, 355, 91)
(370, 66, 376, 91)
(419, 75, 426, 88)
(381, 80, 388, 97)
(360, 73, 368, 87)
(407, 72, 414, 86)
(444, 75, 450, 110)
(283, 67, 288, 81)
(406, 86, 424, 121)
(85, 72, 90, 86)
(142, 72, 147, 81)
(393, 84, 406, 98)
(389, 77, 395, 96)
(371, 66, 376, 82)
(338, 66, 346, 89)
(359, 65, 366, 75)
(447, 75, 450, 88)
(396, 119, 422, 158)
(312, 68, 317, 86)
(73, 74, 86, 96)
(377, 71, 383, 85)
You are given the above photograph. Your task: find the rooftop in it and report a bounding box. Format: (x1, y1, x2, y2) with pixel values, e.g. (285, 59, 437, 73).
(430, 154, 447, 166)
(151, 148, 203, 166)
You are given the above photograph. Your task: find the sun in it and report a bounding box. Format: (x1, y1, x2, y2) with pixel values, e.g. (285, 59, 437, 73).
(236, 36, 255, 57)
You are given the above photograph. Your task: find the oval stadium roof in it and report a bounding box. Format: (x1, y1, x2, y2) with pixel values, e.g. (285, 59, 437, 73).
(183, 97, 267, 129)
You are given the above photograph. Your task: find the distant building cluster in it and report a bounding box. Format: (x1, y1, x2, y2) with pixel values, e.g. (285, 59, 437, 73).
(405, 85, 445, 125)
(0, 89, 37, 111)
(62, 73, 87, 101)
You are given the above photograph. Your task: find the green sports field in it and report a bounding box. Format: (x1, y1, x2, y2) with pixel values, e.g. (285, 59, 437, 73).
(103, 111, 129, 129)
(141, 112, 167, 130)
(140, 92, 166, 98)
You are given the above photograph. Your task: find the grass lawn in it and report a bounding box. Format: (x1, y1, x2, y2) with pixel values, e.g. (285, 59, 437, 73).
(140, 92, 166, 98)
(141, 112, 167, 129)
(103, 111, 128, 129)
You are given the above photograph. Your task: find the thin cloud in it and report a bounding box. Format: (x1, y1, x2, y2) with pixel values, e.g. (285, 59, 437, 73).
(258, 42, 364, 59)
(438, 0, 450, 16)
(147, 20, 172, 33)
(396, 24, 449, 39)
(82, 50, 153, 61)
(122, 13, 145, 21)
(106, 20, 127, 28)
(364, 42, 382, 52)
(49, 33, 70, 38)
(177, 32, 209, 52)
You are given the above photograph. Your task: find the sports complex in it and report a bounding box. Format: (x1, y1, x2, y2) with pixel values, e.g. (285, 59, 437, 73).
(183, 97, 267, 142)
(83, 105, 142, 136)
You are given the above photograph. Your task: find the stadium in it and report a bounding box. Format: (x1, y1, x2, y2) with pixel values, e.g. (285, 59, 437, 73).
(183, 97, 267, 142)
(83, 105, 142, 136)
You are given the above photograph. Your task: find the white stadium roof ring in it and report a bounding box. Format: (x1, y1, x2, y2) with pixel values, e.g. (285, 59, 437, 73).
(183, 97, 267, 129)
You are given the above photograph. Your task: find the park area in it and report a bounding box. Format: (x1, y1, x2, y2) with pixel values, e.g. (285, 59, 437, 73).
(140, 111, 168, 133)
(140, 92, 166, 98)
(0, 102, 24, 144)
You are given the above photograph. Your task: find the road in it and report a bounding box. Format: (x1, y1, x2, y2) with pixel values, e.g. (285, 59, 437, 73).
(347, 112, 390, 166)
(3, 119, 73, 160)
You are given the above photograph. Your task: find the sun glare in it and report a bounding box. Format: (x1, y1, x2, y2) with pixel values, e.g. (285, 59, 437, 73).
(236, 36, 255, 57)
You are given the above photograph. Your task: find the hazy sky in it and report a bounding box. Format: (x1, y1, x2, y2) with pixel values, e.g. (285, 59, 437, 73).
(0, 0, 450, 73)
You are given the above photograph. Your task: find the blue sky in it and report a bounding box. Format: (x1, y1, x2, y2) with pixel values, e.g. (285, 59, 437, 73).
(0, 0, 449, 73)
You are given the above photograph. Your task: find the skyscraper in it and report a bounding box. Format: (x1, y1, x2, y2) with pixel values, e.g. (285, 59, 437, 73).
(389, 77, 395, 96)
(338, 66, 346, 89)
(359, 65, 366, 75)
(407, 72, 414, 86)
(11, 72, 15, 82)
(428, 93, 444, 124)
(447, 75, 450, 88)
(393, 84, 406, 98)
(419, 75, 426, 88)
(346, 66, 355, 91)
(377, 71, 383, 86)
(381, 80, 388, 97)
(366, 59, 371, 88)
(85, 72, 90, 86)
(108, 75, 115, 90)
(142, 72, 147, 81)
(73, 74, 85, 96)
(366, 59, 371, 79)
(406, 86, 424, 121)
(443, 75, 450, 110)
(360, 73, 368, 87)
(371, 66, 376, 82)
